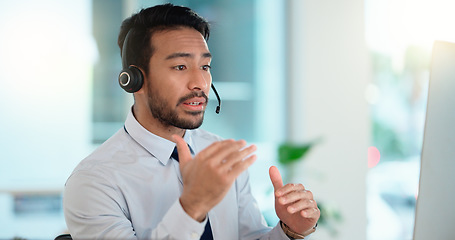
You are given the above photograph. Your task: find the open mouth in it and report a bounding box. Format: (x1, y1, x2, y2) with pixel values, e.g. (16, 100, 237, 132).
(178, 92, 208, 112)
(185, 102, 202, 106)
(181, 97, 206, 111)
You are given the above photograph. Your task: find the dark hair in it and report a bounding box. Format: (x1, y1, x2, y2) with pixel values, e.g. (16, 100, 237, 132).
(118, 3, 210, 74)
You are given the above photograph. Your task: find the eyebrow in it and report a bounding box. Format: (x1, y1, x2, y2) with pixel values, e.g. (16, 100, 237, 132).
(165, 52, 212, 60)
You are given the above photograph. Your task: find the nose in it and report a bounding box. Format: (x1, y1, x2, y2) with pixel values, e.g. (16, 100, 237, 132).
(188, 68, 210, 92)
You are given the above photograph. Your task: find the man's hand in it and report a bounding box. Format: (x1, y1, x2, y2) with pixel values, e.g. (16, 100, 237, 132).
(173, 135, 257, 222)
(269, 166, 320, 235)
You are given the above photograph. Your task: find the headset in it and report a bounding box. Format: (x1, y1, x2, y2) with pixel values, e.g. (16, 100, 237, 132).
(118, 29, 221, 114)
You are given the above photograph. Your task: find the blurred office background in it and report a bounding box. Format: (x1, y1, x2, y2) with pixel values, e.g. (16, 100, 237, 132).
(0, 0, 454, 239)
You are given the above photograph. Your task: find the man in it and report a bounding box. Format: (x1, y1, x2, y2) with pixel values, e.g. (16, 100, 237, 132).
(63, 3, 319, 239)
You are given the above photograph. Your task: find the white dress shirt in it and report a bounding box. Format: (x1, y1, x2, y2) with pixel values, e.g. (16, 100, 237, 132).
(63, 109, 292, 240)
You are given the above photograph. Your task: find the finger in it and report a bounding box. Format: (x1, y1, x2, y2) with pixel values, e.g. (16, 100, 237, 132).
(276, 183, 306, 197)
(269, 166, 283, 191)
(226, 153, 257, 178)
(172, 134, 192, 165)
(278, 188, 312, 205)
(220, 144, 257, 172)
(215, 140, 248, 164)
(300, 207, 320, 219)
(286, 199, 317, 214)
(198, 139, 246, 164)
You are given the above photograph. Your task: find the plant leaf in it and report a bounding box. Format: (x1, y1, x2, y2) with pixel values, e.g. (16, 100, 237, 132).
(278, 143, 313, 165)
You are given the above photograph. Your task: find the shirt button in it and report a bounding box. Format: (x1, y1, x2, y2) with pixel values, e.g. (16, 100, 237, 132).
(191, 232, 200, 239)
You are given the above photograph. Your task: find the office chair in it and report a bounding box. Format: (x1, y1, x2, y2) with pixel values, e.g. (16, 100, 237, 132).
(54, 234, 72, 240)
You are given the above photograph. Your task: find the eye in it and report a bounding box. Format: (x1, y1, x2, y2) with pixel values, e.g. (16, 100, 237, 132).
(173, 65, 187, 71)
(201, 65, 211, 71)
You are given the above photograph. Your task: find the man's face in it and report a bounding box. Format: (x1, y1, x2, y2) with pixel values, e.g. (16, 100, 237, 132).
(145, 27, 212, 129)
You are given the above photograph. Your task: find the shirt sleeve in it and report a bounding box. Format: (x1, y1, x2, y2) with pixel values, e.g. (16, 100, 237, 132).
(154, 200, 208, 240)
(262, 223, 314, 240)
(63, 170, 206, 240)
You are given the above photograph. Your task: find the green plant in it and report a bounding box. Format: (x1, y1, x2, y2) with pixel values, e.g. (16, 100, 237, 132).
(278, 142, 314, 165)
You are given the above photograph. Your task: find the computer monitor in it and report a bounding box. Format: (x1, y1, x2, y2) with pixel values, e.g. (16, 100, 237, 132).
(413, 40, 455, 240)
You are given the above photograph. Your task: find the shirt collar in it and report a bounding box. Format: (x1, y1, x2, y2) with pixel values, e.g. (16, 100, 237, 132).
(124, 108, 195, 165)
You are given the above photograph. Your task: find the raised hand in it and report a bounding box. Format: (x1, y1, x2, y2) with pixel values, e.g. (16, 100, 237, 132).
(173, 134, 257, 222)
(269, 166, 320, 235)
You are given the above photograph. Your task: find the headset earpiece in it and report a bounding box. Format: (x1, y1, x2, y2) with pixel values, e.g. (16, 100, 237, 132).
(119, 65, 143, 93)
(118, 29, 144, 93)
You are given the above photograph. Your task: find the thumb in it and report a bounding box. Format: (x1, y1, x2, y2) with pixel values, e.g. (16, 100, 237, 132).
(269, 166, 283, 190)
(172, 134, 193, 166)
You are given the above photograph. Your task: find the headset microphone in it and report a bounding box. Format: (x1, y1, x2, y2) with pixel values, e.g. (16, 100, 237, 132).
(211, 83, 221, 114)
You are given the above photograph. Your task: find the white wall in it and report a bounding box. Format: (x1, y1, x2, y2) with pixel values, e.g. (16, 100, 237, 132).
(0, 1, 95, 238)
(287, 0, 370, 239)
(0, 0, 94, 192)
